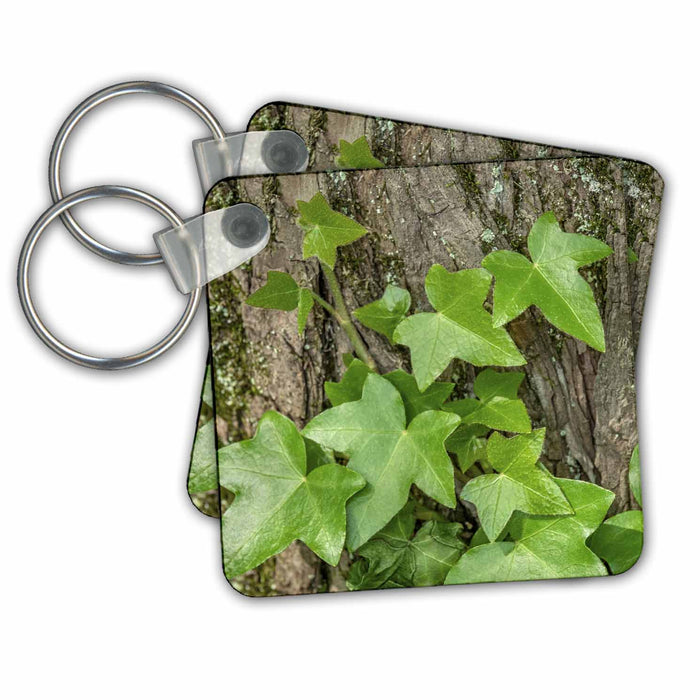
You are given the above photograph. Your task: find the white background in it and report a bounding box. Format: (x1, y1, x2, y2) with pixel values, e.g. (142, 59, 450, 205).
(1, 2, 696, 697)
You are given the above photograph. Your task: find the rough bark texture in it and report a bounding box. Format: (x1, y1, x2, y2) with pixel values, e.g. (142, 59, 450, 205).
(204, 105, 662, 596)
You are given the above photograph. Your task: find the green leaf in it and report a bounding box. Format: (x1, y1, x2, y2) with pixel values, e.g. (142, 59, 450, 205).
(347, 503, 413, 590)
(247, 271, 314, 335)
(394, 265, 525, 391)
(482, 212, 612, 351)
(588, 510, 643, 575)
(444, 369, 529, 471)
(303, 374, 460, 550)
(473, 367, 524, 400)
(383, 369, 454, 423)
(303, 437, 335, 471)
(444, 369, 531, 434)
(297, 288, 314, 334)
(353, 285, 411, 341)
(461, 429, 573, 541)
(629, 445, 642, 507)
(297, 193, 367, 268)
(325, 363, 453, 424)
(446, 478, 614, 584)
(346, 539, 405, 591)
(336, 135, 385, 169)
(468, 527, 491, 548)
(445, 424, 489, 472)
(627, 247, 639, 263)
(396, 521, 465, 587)
(218, 411, 365, 577)
(324, 359, 373, 407)
(247, 271, 300, 310)
(348, 503, 465, 590)
(187, 419, 218, 494)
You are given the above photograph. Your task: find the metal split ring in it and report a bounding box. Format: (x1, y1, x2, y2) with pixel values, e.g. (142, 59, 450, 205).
(18, 186, 202, 370)
(48, 80, 226, 266)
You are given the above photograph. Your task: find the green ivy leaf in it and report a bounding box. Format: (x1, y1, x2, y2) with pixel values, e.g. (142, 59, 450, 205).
(472, 367, 525, 401)
(353, 285, 411, 341)
(297, 193, 367, 268)
(187, 419, 218, 494)
(468, 527, 492, 548)
(588, 510, 643, 575)
(482, 212, 612, 351)
(324, 359, 373, 407)
(394, 265, 525, 391)
(336, 135, 385, 169)
(247, 270, 300, 310)
(297, 288, 314, 334)
(444, 370, 529, 471)
(393, 521, 465, 587)
(347, 503, 413, 590)
(325, 363, 453, 423)
(348, 503, 465, 590)
(629, 445, 642, 507)
(461, 429, 573, 541)
(303, 374, 460, 550)
(383, 369, 454, 423)
(445, 424, 489, 472)
(303, 436, 335, 471)
(219, 411, 365, 577)
(247, 271, 314, 335)
(446, 478, 614, 584)
(346, 540, 405, 591)
(444, 369, 531, 434)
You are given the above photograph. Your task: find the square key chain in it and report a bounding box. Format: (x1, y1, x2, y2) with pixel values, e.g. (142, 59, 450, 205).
(201, 154, 661, 595)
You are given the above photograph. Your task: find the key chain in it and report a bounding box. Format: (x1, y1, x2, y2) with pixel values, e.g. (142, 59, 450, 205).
(17, 81, 661, 597)
(18, 80, 308, 368)
(18, 184, 201, 368)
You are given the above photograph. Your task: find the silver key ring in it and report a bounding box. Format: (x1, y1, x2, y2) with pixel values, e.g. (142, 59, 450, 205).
(18, 185, 201, 370)
(48, 81, 226, 266)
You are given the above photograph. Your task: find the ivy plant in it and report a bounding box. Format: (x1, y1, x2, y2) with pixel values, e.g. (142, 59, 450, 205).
(218, 195, 643, 588)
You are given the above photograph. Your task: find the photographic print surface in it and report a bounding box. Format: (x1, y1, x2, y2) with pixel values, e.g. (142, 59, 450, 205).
(202, 154, 661, 595)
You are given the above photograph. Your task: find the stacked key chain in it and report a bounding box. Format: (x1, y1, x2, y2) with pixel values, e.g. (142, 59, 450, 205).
(19, 81, 661, 596)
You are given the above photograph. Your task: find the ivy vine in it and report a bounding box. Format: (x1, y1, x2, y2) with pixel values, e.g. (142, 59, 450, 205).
(217, 148, 643, 588)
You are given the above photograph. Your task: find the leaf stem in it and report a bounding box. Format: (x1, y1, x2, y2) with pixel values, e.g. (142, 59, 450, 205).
(309, 291, 342, 321)
(320, 263, 377, 371)
(453, 467, 469, 485)
(414, 503, 448, 522)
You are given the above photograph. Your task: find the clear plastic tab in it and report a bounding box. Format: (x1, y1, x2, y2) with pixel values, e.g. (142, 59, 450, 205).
(154, 204, 270, 293)
(193, 130, 308, 193)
